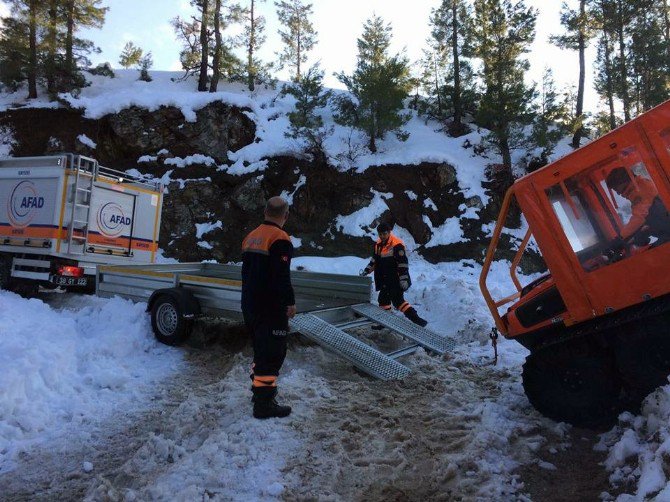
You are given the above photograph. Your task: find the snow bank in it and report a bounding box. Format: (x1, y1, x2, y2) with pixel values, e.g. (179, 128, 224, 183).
(0, 291, 182, 473)
(599, 387, 670, 500)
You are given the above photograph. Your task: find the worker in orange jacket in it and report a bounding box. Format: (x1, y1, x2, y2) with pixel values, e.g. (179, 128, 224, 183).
(606, 167, 670, 246)
(242, 196, 296, 419)
(360, 222, 427, 327)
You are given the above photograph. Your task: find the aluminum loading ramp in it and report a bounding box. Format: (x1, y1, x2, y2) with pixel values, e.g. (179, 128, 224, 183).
(290, 304, 458, 380)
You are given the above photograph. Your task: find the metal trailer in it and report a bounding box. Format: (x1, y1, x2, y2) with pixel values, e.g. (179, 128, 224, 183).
(0, 154, 163, 292)
(96, 262, 457, 380)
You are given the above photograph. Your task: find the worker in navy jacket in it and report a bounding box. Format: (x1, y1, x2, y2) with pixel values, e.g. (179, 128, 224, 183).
(242, 196, 295, 419)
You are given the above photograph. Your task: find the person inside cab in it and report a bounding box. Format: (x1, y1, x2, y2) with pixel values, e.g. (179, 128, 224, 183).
(605, 167, 670, 248)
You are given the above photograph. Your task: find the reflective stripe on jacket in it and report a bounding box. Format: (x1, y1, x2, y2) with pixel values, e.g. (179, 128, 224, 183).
(364, 233, 411, 291)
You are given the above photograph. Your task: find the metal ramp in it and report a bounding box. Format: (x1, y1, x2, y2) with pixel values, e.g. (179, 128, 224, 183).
(290, 313, 411, 380)
(290, 303, 458, 380)
(351, 303, 457, 354)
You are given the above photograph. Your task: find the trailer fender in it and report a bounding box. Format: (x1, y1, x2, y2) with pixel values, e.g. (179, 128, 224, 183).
(147, 287, 201, 318)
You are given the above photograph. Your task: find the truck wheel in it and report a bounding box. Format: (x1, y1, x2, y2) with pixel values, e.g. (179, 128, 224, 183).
(0, 254, 11, 290)
(150, 296, 193, 346)
(522, 351, 622, 428)
(615, 320, 670, 409)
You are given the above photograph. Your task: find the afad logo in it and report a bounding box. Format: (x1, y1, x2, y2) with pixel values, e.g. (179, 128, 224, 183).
(97, 202, 132, 237)
(7, 180, 45, 228)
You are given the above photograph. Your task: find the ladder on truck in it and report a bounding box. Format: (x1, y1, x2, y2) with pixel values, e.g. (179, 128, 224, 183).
(290, 304, 457, 380)
(66, 156, 97, 255)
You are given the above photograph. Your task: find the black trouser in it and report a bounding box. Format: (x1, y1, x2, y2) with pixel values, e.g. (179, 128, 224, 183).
(378, 286, 415, 316)
(244, 313, 288, 387)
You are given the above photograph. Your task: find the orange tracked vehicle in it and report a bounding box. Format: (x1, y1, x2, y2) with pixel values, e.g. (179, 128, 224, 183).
(480, 100, 670, 427)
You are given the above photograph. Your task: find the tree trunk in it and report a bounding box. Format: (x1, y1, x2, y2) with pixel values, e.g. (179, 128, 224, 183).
(615, 0, 631, 121)
(247, 0, 256, 91)
(603, 34, 617, 130)
(27, 0, 38, 99)
(434, 55, 442, 117)
(296, 30, 301, 81)
(500, 135, 512, 169)
(451, 0, 462, 129)
(198, 0, 210, 92)
(663, 0, 670, 65)
(65, 0, 74, 90)
(46, 0, 58, 97)
(571, 0, 586, 148)
(210, 0, 222, 92)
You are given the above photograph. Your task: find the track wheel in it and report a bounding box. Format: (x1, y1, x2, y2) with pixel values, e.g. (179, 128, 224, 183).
(615, 320, 670, 409)
(150, 295, 193, 346)
(522, 350, 622, 428)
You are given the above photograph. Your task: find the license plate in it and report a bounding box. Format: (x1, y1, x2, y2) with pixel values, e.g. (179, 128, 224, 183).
(53, 276, 88, 286)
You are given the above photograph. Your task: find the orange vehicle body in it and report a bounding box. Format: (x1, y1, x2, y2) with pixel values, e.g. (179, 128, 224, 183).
(481, 100, 670, 345)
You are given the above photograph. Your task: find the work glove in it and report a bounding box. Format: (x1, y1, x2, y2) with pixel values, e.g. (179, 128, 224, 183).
(399, 279, 410, 291)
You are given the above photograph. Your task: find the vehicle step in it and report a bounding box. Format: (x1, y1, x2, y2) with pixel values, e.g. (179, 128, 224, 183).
(351, 303, 456, 354)
(290, 313, 410, 380)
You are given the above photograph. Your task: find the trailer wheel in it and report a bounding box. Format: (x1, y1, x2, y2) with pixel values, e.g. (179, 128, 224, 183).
(150, 296, 193, 346)
(522, 350, 622, 428)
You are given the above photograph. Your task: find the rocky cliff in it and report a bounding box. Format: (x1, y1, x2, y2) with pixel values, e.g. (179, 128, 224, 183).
(0, 98, 508, 265)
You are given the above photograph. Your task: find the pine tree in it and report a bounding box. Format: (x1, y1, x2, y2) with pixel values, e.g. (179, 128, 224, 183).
(429, 0, 475, 135)
(333, 15, 412, 153)
(62, 0, 107, 92)
(550, 0, 594, 148)
(241, 0, 272, 91)
(119, 41, 143, 69)
(173, 0, 243, 90)
(471, 0, 537, 169)
(529, 68, 569, 166)
(139, 52, 153, 82)
(281, 64, 332, 161)
(275, 0, 316, 81)
(592, 0, 618, 131)
(197, 0, 210, 91)
(0, 14, 29, 92)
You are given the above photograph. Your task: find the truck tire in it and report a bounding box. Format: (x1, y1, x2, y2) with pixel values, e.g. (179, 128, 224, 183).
(522, 350, 622, 428)
(150, 295, 193, 346)
(0, 254, 10, 290)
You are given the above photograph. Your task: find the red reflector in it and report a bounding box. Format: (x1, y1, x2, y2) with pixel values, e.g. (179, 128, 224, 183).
(58, 266, 84, 277)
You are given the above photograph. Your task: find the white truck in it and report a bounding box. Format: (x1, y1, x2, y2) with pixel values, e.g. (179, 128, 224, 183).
(0, 154, 163, 294)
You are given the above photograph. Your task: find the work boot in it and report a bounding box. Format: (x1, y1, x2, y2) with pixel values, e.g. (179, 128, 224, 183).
(405, 308, 428, 327)
(252, 387, 291, 419)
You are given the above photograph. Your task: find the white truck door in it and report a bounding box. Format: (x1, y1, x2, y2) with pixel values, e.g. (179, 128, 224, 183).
(88, 187, 137, 254)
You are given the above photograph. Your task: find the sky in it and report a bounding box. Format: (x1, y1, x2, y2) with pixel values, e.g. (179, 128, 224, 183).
(1, 0, 599, 109)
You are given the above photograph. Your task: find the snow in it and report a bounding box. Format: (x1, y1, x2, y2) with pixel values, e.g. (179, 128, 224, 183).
(334, 190, 392, 239)
(195, 220, 223, 239)
(405, 190, 418, 201)
(0, 292, 182, 474)
(424, 215, 465, 247)
(598, 387, 670, 500)
(76, 134, 97, 149)
(280, 174, 306, 205)
(164, 154, 216, 168)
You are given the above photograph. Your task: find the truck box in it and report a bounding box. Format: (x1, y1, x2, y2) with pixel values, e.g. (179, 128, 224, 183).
(0, 154, 163, 289)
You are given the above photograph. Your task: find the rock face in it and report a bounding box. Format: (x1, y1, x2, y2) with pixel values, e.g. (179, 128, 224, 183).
(0, 102, 503, 265)
(0, 102, 255, 169)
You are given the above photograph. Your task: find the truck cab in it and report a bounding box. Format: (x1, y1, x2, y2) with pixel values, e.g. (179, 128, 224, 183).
(480, 100, 670, 426)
